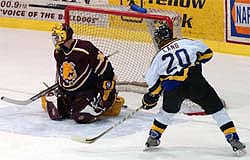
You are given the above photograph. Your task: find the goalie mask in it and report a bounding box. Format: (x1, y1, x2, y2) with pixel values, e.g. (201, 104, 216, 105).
(154, 22, 173, 48)
(51, 23, 73, 49)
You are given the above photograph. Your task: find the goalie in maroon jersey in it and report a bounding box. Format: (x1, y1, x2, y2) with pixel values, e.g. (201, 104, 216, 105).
(41, 23, 125, 123)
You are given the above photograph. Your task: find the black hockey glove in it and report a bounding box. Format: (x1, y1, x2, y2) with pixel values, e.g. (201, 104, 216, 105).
(90, 93, 105, 113)
(142, 93, 160, 110)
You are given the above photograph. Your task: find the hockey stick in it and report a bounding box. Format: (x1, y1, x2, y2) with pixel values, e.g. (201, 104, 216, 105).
(71, 105, 143, 144)
(0, 49, 117, 106)
(0, 83, 58, 105)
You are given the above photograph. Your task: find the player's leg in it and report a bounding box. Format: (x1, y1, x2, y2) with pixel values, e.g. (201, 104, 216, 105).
(145, 87, 185, 148)
(71, 90, 101, 124)
(42, 93, 72, 121)
(187, 66, 246, 153)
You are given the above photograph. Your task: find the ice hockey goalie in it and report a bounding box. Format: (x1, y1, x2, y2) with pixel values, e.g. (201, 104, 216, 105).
(41, 23, 125, 124)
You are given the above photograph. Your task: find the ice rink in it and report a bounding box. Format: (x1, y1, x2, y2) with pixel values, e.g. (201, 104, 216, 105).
(0, 28, 249, 160)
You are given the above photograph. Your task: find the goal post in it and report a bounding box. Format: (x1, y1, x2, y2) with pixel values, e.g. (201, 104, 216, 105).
(64, 5, 181, 93)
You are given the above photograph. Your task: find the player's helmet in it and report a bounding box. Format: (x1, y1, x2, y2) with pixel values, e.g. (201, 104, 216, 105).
(154, 22, 173, 47)
(51, 23, 73, 49)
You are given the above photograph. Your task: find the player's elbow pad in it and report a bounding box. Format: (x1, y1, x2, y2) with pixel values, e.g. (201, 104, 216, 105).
(197, 49, 213, 64)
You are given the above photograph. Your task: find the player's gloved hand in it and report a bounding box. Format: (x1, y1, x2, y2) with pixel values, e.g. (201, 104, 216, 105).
(142, 92, 160, 110)
(195, 52, 202, 65)
(90, 93, 105, 113)
(98, 80, 116, 100)
(101, 80, 115, 90)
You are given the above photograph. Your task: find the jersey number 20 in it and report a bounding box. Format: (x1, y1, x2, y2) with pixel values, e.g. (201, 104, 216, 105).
(162, 49, 191, 74)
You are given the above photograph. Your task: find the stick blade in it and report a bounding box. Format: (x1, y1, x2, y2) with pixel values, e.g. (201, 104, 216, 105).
(235, 148, 247, 157)
(0, 96, 32, 105)
(71, 135, 96, 144)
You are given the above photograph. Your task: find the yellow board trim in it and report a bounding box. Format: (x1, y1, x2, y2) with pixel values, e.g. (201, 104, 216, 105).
(0, 17, 249, 56)
(203, 39, 250, 57)
(0, 17, 59, 31)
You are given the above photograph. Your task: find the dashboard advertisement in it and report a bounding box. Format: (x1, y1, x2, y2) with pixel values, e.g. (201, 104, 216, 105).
(226, 0, 250, 45)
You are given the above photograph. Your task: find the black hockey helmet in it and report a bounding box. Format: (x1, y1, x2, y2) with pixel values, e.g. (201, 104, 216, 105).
(154, 22, 173, 46)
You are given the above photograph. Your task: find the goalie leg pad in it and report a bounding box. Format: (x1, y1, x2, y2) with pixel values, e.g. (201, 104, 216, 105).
(46, 101, 62, 120)
(103, 96, 125, 116)
(42, 94, 71, 120)
(71, 93, 102, 124)
(41, 95, 47, 112)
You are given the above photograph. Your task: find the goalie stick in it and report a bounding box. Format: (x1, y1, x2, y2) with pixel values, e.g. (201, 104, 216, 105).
(71, 105, 143, 144)
(0, 50, 118, 106)
(1, 83, 58, 105)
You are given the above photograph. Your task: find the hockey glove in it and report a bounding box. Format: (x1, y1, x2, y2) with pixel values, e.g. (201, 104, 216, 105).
(99, 80, 116, 101)
(142, 93, 160, 110)
(90, 93, 105, 113)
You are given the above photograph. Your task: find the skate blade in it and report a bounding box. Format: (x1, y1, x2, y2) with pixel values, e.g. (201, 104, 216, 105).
(143, 146, 160, 152)
(235, 148, 247, 157)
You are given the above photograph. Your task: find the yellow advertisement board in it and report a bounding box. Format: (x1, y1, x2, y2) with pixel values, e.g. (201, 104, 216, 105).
(109, 0, 249, 56)
(110, 0, 225, 41)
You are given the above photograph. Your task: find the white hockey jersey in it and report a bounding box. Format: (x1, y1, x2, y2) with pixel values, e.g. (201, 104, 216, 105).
(145, 38, 213, 88)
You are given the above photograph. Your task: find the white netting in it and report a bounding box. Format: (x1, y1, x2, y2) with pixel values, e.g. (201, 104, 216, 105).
(64, 5, 181, 92)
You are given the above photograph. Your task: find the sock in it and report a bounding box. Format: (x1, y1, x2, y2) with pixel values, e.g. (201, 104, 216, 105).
(220, 121, 239, 142)
(149, 119, 167, 139)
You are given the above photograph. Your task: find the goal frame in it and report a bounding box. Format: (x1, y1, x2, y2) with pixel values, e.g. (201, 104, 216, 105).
(64, 5, 173, 31)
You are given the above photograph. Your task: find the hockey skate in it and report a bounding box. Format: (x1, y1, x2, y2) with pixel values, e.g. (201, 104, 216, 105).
(145, 136, 160, 148)
(226, 133, 246, 156)
(143, 129, 161, 151)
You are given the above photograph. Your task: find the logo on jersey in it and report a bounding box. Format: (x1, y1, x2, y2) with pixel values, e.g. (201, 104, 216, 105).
(226, 0, 250, 44)
(60, 62, 77, 85)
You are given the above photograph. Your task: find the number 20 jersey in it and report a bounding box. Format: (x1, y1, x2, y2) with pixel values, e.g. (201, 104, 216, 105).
(145, 38, 213, 88)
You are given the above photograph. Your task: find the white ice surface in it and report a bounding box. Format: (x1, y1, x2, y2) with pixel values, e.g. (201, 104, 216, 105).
(0, 28, 249, 160)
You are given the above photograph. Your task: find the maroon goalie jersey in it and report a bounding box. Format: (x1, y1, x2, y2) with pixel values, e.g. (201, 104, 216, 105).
(54, 39, 108, 91)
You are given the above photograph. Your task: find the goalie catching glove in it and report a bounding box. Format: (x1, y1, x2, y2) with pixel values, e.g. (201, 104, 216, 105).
(142, 92, 160, 110)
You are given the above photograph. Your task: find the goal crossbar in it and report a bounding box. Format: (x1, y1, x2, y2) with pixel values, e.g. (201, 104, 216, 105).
(64, 5, 173, 30)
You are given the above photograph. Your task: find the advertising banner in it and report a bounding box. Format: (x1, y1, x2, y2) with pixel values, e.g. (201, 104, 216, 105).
(0, 0, 110, 30)
(110, 0, 225, 42)
(226, 0, 250, 45)
(0, 0, 107, 22)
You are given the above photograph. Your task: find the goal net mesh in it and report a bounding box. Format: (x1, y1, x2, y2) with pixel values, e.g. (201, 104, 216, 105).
(64, 5, 181, 93)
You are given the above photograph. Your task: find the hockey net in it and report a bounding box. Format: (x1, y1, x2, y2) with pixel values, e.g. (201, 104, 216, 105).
(64, 5, 181, 93)
(64, 5, 209, 115)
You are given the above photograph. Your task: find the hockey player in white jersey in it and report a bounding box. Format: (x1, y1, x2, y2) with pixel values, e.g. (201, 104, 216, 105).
(142, 22, 246, 155)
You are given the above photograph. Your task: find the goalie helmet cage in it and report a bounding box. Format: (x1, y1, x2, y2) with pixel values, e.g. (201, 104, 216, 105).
(64, 5, 182, 94)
